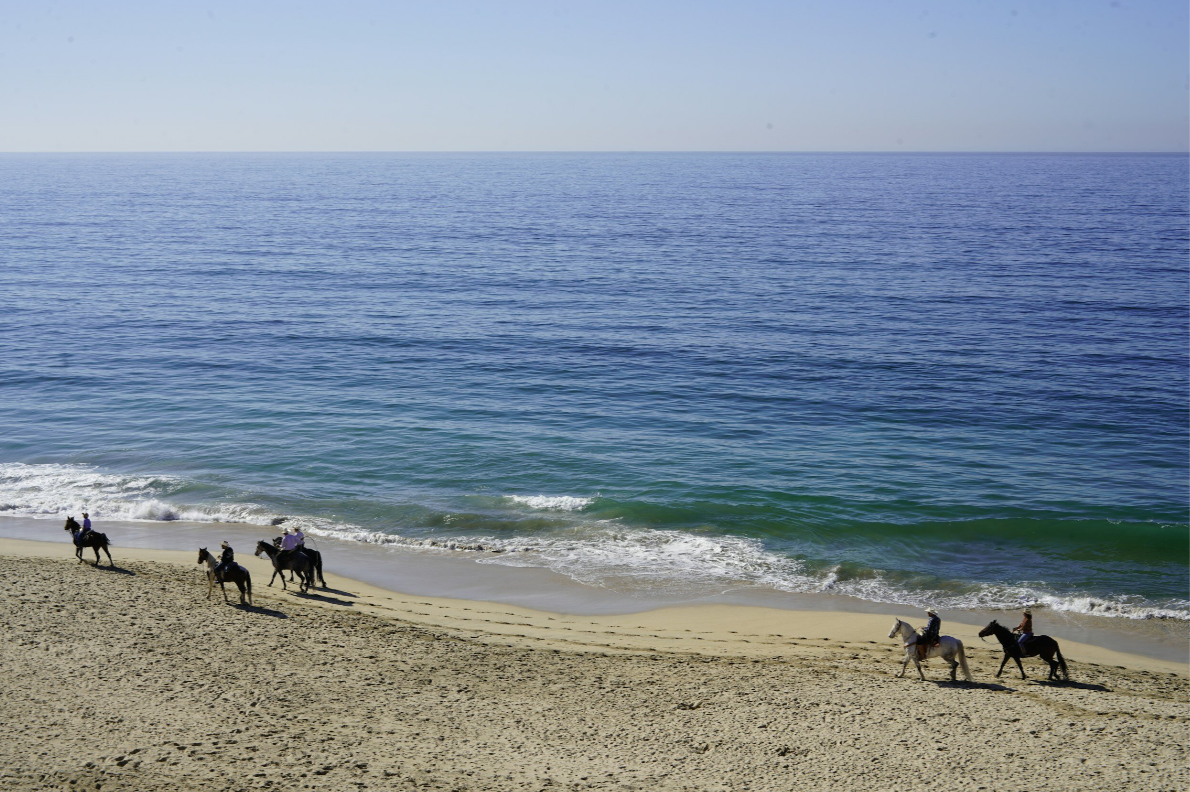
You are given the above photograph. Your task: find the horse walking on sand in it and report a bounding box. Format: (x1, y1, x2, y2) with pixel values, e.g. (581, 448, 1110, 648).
(197, 547, 253, 606)
(978, 620, 1069, 681)
(63, 517, 114, 567)
(271, 535, 327, 588)
(254, 540, 313, 593)
(888, 618, 973, 682)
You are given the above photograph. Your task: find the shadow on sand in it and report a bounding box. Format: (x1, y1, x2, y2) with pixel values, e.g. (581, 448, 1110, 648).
(1032, 679, 1105, 692)
(316, 586, 357, 598)
(94, 565, 136, 576)
(240, 603, 288, 618)
(932, 680, 1016, 692)
(295, 591, 355, 607)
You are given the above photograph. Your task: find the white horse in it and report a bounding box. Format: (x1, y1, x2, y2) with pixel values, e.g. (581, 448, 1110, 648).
(888, 618, 972, 682)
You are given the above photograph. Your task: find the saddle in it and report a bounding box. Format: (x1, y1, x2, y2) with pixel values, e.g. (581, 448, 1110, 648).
(215, 563, 245, 581)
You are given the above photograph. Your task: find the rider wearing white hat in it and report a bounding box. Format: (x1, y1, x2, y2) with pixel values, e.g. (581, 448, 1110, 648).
(214, 541, 235, 580)
(918, 609, 941, 660)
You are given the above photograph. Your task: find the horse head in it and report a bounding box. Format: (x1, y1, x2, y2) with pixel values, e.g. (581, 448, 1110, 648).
(888, 618, 907, 640)
(197, 547, 210, 564)
(272, 536, 283, 549)
(254, 540, 271, 557)
(977, 620, 1000, 639)
(64, 517, 79, 532)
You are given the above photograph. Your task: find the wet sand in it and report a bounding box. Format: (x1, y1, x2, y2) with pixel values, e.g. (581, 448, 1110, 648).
(3, 515, 1186, 665)
(0, 538, 1186, 791)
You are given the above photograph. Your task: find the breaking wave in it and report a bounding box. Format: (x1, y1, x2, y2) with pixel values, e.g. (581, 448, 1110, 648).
(1, 462, 1185, 621)
(504, 495, 593, 512)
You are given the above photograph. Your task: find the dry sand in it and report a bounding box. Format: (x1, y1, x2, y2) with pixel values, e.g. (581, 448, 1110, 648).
(0, 538, 1185, 792)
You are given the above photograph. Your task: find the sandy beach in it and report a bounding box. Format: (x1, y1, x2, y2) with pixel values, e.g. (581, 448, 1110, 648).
(0, 538, 1185, 792)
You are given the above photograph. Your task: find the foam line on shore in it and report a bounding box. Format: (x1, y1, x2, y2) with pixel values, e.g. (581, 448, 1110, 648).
(2, 535, 1183, 677)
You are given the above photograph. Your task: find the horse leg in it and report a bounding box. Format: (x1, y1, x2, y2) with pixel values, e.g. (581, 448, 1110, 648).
(220, 581, 230, 604)
(1014, 656, 1027, 679)
(915, 658, 926, 681)
(236, 579, 246, 606)
(898, 653, 910, 678)
(1044, 651, 1059, 681)
(947, 654, 958, 681)
(206, 572, 214, 600)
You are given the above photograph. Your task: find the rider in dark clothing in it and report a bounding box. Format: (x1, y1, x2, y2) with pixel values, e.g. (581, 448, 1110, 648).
(214, 541, 235, 580)
(918, 609, 941, 660)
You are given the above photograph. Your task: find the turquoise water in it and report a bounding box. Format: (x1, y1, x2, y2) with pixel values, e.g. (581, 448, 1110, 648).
(1, 153, 1186, 620)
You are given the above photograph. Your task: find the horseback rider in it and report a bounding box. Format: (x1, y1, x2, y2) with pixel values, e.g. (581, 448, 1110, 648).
(80, 512, 92, 543)
(213, 541, 235, 581)
(1013, 610, 1033, 650)
(277, 527, 301, 564)
(918, 608, 941, 660)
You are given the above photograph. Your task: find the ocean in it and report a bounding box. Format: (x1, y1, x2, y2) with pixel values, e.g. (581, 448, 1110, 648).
(1, 152, 1186, 623)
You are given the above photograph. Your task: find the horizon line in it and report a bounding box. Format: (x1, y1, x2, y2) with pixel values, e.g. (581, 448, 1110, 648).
(1, 149, 1187, 156)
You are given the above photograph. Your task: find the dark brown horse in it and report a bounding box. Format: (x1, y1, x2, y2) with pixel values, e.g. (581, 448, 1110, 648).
(271, 536, 326, 588)
(64, 517, 114, 566)
(254, 540, 312, 593)
(197, 547, 253, 606)
(978, 620, 1068, 681)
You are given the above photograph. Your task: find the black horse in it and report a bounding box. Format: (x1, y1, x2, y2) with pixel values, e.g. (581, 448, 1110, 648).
(63, 517, 114, 567)
(197, 548, 253, 606)
(254, 540, 313, 593)
(271, 536, 327, 588)
(978, 620, 1069, 681)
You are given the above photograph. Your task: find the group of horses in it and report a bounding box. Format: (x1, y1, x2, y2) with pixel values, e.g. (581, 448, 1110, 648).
(63, 516, 327, 609)
(63, 517, 1068, 682)
(197, 539, 327, 606)
(888, 616, 1069, 682)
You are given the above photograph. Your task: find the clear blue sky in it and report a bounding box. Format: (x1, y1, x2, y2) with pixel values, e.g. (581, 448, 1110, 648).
(2, 1, 1187, 151)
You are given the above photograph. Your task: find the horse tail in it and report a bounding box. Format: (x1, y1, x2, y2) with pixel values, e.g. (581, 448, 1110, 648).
(957, 640, 973, 681)
(1056, 644, 1068, 680)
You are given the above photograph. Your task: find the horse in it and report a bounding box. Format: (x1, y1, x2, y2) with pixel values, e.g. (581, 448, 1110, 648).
(254, 540, 313, 593)
(888, 618, 973, 682)
(63, 517, 114, 567)
(271, 536, 327, 588)
(197, 548, 253, 606)
(978, 620, 1068, 681)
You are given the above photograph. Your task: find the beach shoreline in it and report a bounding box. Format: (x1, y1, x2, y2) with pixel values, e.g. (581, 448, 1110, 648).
(0, 539, 1186, 791)
(4, 514, 1187, 667)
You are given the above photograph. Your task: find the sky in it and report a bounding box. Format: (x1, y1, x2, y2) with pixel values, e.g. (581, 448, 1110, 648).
(2, 1, 1187, 152)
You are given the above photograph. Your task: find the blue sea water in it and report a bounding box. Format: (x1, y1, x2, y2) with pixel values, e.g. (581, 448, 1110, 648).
(1, 152, 1186, 620)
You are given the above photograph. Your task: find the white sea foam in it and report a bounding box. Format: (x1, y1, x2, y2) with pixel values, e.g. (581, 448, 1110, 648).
(2, 462, 1185, 621)
(505, 495, 593, 512)
(0, 463, 273, 525)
